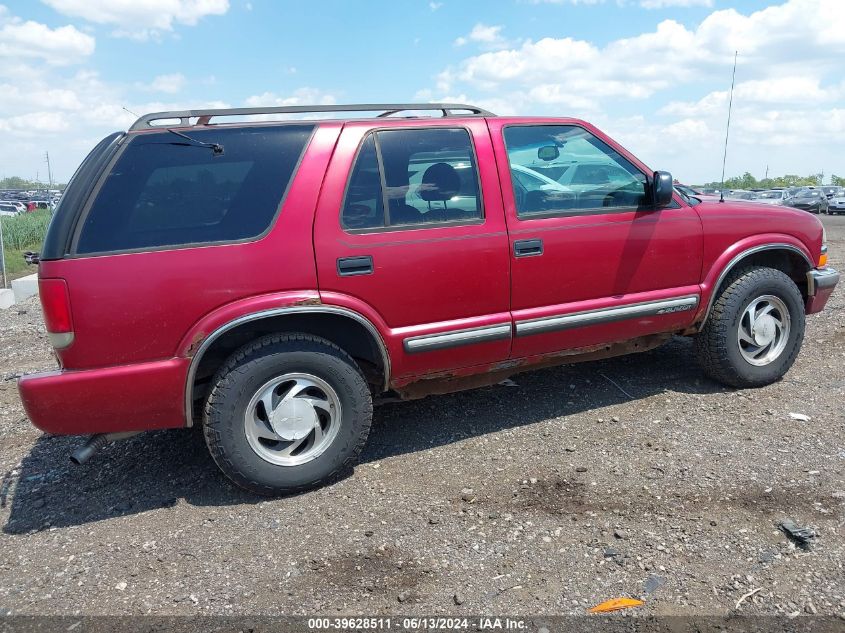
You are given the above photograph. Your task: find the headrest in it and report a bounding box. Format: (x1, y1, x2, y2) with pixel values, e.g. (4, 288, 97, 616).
(419, 162, 460, 202)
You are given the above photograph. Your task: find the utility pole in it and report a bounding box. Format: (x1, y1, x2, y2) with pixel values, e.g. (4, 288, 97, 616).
(44, 151, 53, 188)
(0, 218, 6, 289)
(764, 165, 768, 180)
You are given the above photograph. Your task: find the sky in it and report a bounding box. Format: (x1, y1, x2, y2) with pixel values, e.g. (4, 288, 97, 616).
(0, 0, 843, 185)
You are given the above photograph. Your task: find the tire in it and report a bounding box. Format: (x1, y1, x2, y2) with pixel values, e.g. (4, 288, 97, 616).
(694, 267, 805, 388)
(204, 333, 373, 495)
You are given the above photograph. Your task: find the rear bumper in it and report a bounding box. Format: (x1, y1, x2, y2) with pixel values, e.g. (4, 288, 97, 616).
(806, 267, 839, 314)
(18, 358, 189, 435)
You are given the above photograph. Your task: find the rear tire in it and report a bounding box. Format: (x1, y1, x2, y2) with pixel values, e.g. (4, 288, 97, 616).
(204, 333, 372, 495)
(694, 267, 805, 388)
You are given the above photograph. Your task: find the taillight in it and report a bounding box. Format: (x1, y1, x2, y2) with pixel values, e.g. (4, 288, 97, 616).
(39, 278, 74, 349)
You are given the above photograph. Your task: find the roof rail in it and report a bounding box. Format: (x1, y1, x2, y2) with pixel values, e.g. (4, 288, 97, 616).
(129, 103, 496, 131)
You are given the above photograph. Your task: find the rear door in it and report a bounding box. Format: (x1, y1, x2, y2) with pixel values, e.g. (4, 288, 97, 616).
(313, 119, 511, 379)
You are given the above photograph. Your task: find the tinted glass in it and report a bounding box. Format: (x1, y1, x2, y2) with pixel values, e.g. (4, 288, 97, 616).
(381, 128, 481, 226)
(76, 125, 313, 254)
(504, 125, 647, 217)
(342, 127, 482, 231)
(341, 135, 384, 230)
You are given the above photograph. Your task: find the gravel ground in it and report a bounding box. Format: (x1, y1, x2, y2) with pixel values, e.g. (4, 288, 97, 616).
(0, 216, 843, 618)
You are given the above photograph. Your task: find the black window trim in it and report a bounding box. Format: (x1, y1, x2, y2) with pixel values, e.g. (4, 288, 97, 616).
(48, 132, 127, 259)
(340, 124, 486, 235)
(68, 123, 317, 258)
(501, 122, 659, 221)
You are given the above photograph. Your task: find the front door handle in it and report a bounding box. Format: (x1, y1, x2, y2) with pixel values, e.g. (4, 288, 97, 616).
(337, 256, 374, 276)
(514, 238, 543, 258)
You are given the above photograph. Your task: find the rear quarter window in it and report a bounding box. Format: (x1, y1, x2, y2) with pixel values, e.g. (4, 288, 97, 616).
(75, 124, 314, 255)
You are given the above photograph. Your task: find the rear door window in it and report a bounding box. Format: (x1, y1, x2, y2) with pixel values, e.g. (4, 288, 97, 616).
(75, 124, 314, 254)
(341, 127, 482, 231)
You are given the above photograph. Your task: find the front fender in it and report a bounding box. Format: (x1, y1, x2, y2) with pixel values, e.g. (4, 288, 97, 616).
(694, 234, 815, 325)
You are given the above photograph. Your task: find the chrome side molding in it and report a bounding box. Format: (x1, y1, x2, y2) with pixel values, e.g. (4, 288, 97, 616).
(515, 295, 699, 338)
(404, 324, 512, 353)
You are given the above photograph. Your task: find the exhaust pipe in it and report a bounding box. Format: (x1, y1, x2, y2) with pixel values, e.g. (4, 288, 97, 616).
(70, 432, 140, 465)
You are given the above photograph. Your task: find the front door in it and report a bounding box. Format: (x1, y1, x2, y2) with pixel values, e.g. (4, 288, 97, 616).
(314, 119, 511, 379)
(488, 119, 703, 359)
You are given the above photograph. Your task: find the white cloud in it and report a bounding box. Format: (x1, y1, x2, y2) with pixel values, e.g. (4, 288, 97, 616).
(640, 0, 712, 8)
(41, 0, 230, 39)
(0, 66, 339, 181)
(149, 72, 185, 93)
(429, 1, 443, 10)
(423, 0, 845, 182)
(660, 77, 843, 118)
(0, 111, 70, 135)
(531, 0, 713, 6)
(454, 23, 507, 49)
(0, 11, 94, 65)
(528, 0, 605, 5)
(436, 1, 845, 106)
(244, 88, 337, 108)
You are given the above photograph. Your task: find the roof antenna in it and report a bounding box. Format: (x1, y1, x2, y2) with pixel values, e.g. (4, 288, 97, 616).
(719, 51, 738, 203)
(122, 106, 139, 118)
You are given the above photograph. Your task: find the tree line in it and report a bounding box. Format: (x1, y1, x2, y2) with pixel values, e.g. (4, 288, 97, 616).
(704, 172, 845, 190)
(0, 176, 66, 190)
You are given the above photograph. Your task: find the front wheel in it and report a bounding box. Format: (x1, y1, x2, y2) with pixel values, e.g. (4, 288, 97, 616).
(204, 333, 373, 495)
(694, 267, 805, 388)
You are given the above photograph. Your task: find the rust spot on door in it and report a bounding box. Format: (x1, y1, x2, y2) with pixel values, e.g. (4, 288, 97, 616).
(186, 332, 206, 357)
(293, 297, 323, 307)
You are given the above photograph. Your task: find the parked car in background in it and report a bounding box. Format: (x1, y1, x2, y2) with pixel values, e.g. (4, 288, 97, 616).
(0, 202, 20, 216)
(26, 200, 55, 212)
(752, 190, 791, 205)
(3, 200, 26, 213)
(725, 190, 756, 200)
(786, 189, 830, 214)
(821, 186, 844, 199)
(17, 103, 838, 495)
(828, 191, 845, 214)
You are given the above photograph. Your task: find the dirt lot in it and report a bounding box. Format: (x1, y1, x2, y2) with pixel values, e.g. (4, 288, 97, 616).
(0, 216, 843, 619)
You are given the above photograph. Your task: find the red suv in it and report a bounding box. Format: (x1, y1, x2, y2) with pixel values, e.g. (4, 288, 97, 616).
(18, 103, 838, 494)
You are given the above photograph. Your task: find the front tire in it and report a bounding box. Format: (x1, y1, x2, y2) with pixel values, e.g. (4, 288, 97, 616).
(694, 267, 805, 388)
(204, 333, 373, 495)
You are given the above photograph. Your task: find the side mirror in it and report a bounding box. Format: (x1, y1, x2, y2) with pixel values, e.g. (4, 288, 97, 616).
(652, 171, 673, 207)
(537, 145, 560, 161)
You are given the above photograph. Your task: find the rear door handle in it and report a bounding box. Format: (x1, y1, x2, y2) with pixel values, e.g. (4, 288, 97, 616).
(513, 238, 543, 257)
(337, 256, 374, 276)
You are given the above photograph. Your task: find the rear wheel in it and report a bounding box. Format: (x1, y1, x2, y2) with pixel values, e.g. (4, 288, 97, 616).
(204, 333, 372, 495)
(694, 267, 805, 388)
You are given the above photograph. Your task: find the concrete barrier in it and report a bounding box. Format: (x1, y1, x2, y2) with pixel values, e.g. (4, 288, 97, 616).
(0, 288, 14, 310)
(11, 273, 38, 303)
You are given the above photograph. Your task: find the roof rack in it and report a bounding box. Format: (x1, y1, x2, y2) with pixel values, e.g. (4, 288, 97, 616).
(129, 103, 496, 131)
